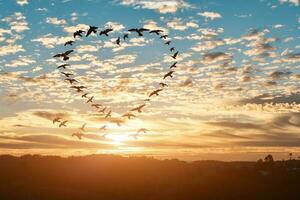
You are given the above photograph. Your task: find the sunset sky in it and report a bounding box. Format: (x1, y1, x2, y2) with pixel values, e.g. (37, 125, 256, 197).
(1, 0, 300, 161)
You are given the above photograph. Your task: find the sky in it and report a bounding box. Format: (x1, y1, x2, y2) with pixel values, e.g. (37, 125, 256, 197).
(0, 0, 300, 161)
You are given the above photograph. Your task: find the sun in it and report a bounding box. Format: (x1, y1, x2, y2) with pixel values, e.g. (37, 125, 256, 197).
(106, 134, 130, 145)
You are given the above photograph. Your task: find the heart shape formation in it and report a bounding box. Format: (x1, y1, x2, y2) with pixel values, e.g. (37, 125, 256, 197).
(51, 24, 180, 139)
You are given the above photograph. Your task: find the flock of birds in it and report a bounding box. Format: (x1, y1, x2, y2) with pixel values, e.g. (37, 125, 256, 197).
(52, 25, 179, 140)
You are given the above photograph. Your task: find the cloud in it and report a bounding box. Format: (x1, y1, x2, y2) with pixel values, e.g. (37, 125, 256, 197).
(198, 11, 222, 21)
(166, 18, 198, 30)
(31, 33, 73, 48)
(0, 44, 24, 56)
(202, 52, 232, 64)
(117, 0, 192, 13)
(238, 93, 300, 104)
(1, 12, 29, 33)
(5, 56, 36, 67)
(46, 17, 67, 25)
(16, 0, 28, 6)
(279, 0, 299, 6)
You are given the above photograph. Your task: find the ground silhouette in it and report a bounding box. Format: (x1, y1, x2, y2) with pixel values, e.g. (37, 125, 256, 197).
(0, 154, 300, 200)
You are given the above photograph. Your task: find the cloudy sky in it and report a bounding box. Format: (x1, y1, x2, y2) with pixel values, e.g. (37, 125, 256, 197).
(1, 0, 300, 161)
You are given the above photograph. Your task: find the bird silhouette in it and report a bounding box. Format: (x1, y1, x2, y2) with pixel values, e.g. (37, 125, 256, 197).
(73, 30, 85, 38)
(149, 29, 163, 35)
(65, 78, 78, 84)
(53, 50, 74, 61)
(91, 103, 102, 109)
(123, 34, 129, 40)
(57, 64, 70, 70)
(104, 110, 112, 119)
(170, 62, 177, 69)
(144, 98, 151, 102)
(59, 120, 68, 128)
(122, 113, 136, 119)
(72, 132, 84, 140)
(79, 123, 86, 131)
(86, 96, 94, 103)
(61, 72, 73, 77)
(52, 117, 61, 124)
(128, 28, 149, 36)
(171, 51, 179, 59)
(160, 35, 168, 39)
(98, 107, 106, 114)
(159, 82, 168, 87)
(137, 128, 149, 133)
(163, 71, 174, 79)
(170, 47, 175, 52)
(165, 41, 171, 45)
(116, 37, 121, 46)
(149, 89, 163, 97)
(71, 86, 86, 92)
(99, 28, 113, 36)
(81, 93, 89, 98)
(99, 125, 107, 131)
(129, 133, 139, 139)
(64, 40, 74, 46)
(130, 104, 146, 113)
(86, 26, 98, 37)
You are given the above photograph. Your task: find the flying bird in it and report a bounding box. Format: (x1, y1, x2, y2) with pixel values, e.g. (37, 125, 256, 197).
(129, 133, 139, 140)
(59, 120, 68, 128)
(149, 89, 163, 97)
(71, 86, 86, 92)
(128, 28, 149, 36)
(52, 117, 61, 124)
(144, 98, 151, 102)
(61, 72, 73, 77)
(130, 104, 146, 113)
(79, 123, 86, 131)
(86, 26, 98, 37)
(122, 113, 136, 119)
(86, 96, 94, 103)
(64, 40, 74, 46)
(137, 128, 149, 134)
(98, 107, 106, 114)
(104, 110, 112, 119)
(171, 51, 179, 59)
(163, 71, 174, 79)
(116, 37, 121, 46)
(57, 64, 70, 70)
(160, 35, 168, 39)
(81, 93, 89, 98)
(53, 50, 74, 61)
(165, 41, 171, 45)
(64, 78, 78, 84)
(91, 103, 102, 109)
(99, 28, 113, 36)
(159, 82, 168, 87)
(149, 29, 163, 35)
(170, 62, 177, 69)
(99, 125, 107, 131)
(123, 34, 129, 40)
(72, 132, 84, 140)
(73, 30, 85, 38)
(170, 47, 175, 52)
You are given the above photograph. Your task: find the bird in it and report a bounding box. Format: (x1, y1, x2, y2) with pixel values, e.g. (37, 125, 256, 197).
(149, 89, 163, 97)
(53, 50, 74, 61)
(57, 64, 70, 70)
(170, 47, 175, 52)
(64, 40, 74, 46)
(159, 82, 168, 87)
(71, 86, 86, 92)
(79, 123, 86, 131)
(91, 103, 102, 109)
(102, 132, 109, 137)
(137, 128, 149, 134)
(170, 62, 177, 69)
(61, 72, 73, 77)
(52, 117, 61, 124)
(129, 133, 139, 139)
(160, 35, 168, 39)
(123, 34, 129, 40)
(98, 107, 106, 113)
(72, 132, 84, 140)
(128, 28, 149, 36)
(86, 96, 94, 103)
(163, 71, 174, 79)
(81, 93, 89, 98)
(99, 28, 113, 36)
(59, 120, 68, 128)
(86, 26, 98, 37)
(122, 113, 136, 119)
(64, 78, 78, 84)
(99, 125, 107, 131)
(130, 104, 146, 113)
(144, 98, 151, 102)
(149, 29, 163, 35)
(165, 41, 171, 45)
(73, 30, 85, 38)
(104, 110, 112, 119)
(116, 37, 121, 46)
(171, 51, 179, 59)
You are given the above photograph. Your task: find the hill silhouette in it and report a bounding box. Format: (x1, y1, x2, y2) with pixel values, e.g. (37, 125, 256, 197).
(0, 154, 300, 200)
